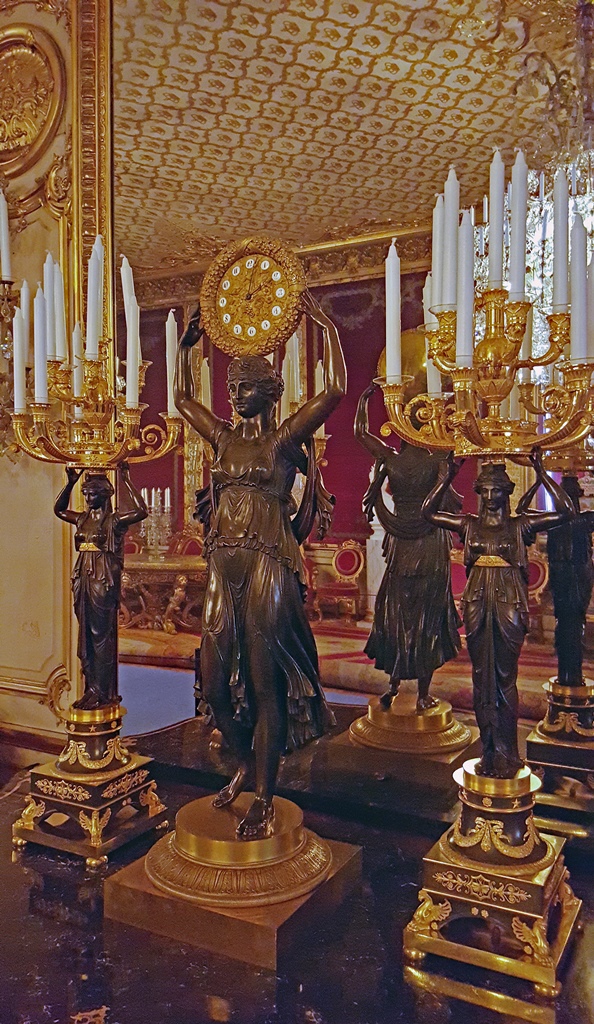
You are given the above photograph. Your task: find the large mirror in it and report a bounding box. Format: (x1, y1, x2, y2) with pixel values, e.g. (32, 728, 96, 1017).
(111, 0, 587, 675)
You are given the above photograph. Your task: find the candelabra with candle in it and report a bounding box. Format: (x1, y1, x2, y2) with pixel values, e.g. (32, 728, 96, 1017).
(395, 153, 584, 996)
(11, 245, 180, 867)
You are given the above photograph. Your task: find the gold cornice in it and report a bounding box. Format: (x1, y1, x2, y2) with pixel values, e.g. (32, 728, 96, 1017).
(134, 225, 431, 307)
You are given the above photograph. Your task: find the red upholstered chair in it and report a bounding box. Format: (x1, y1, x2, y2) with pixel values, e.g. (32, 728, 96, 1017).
(167, 532, 204, 557)
(319, 539, 366, 622)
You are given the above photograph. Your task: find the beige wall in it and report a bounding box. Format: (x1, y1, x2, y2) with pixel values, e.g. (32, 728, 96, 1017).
(0, 1, 78, 759)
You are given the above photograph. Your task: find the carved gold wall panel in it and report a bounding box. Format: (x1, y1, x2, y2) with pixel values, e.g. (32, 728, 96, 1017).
(112, 0, 579, 277)
(0, 23, 66, 178)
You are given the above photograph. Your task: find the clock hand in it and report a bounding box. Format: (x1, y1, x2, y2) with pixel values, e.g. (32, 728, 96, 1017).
(245, 263, 257, 300)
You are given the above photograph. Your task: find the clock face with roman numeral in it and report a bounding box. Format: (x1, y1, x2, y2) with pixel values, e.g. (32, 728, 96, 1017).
(200, 236, 306, 357)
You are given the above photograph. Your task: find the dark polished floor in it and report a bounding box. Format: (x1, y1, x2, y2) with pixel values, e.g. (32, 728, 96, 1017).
(2, 759, 594, 1024)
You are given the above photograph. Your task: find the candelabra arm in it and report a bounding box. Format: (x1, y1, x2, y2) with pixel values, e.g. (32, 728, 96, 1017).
(451, 409, 490, 450)
(128, 414, 183, 464)
(426, 325, 457, 375)
(12, 409, 65, 464)
(517, 312, 570, 371)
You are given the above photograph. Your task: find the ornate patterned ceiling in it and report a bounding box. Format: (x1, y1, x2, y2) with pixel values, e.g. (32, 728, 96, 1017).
(112, 0, 580, 277)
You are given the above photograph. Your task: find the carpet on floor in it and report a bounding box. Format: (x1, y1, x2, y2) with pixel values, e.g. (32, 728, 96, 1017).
(119, 620, 578, 723)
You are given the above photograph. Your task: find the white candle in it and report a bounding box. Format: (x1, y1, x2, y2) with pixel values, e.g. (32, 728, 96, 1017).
(141, 488, 148, 504)
(20, 280, 30, 363)
(201, 354, 211, 411)
(53, 261, 67, 362)
(72, 322, 84, 419)
(483, 195, 488, 223)
(288, 333, 300, 402)
(539, 172, 545, 203)
(165, 309, 179, 416)
(509, 150, 528, 300)
(0, 190, 11, 281)
(442, 168, 459, 307)
(315, 359, 325, 436)
(151, 488, 157, 508)
(422, 273, 432, 326)
(120, 254, 136, 317)
(43, 254, 56, 359)
(477, 225, 485, 257)
(553, 170, 569, 310)
(571, 163, 577, 196)
(587, 255, 594, 359)
(33, 286, 48, 403)
(488, 149, 505, 289)
(385, 239, 401, 378)
(85, 251, 99, 359)
(164, 487, 171, 511)
(93, 235, 104, 346)
(125, 296, 140, 408)
(12, 309, 26, 413)
(456, 211, 474, 367)
(430, 194, 444, 310)
(570, 212, 587, 361)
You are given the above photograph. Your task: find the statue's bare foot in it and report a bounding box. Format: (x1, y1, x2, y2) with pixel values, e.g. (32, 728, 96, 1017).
(380, 685, 399, 709)
(212, 765, 251, 808)
(236, 796, 274, 839)
(416, 695, 439, 713)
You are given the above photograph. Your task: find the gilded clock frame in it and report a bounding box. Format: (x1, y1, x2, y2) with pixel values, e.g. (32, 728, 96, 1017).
(200, 235, 307, 358)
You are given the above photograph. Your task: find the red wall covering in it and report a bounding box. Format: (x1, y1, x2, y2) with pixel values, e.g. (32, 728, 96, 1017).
(119, 278, 477, 539)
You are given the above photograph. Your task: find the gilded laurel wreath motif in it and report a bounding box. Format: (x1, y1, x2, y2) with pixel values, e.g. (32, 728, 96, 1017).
(35, 779, 91, 802)
(434, 871, 530, 905)
(542, 711, 594, 738)
(452, 815, 540, 859)
(408, 889, 452, 937)
(102, 768, 149, 799)
(57, 737, 131, 771)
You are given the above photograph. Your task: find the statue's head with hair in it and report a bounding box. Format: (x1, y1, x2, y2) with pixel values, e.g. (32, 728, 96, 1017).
(81, 472, 114, 511)
(227, 355, 284, 418)
(474, 462, 514, 516)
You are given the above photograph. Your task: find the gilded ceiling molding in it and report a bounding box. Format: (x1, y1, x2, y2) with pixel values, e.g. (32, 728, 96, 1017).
(71, 0, 113, 334)
(0, 23, 66, 179)
(134, 226, 431, 306)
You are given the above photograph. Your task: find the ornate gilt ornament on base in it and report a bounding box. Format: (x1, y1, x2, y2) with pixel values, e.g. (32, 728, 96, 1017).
(349, 694, 472, 754)
(200, 236, 307, 358)
(12, 704, 167, 867)
(403, 759, 581, 998)
(145, 793, 332, 908)
(527, 678, 594, 844)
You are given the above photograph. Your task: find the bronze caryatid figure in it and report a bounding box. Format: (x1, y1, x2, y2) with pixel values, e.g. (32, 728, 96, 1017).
(423, 450, 574, 778)
(54, 462, 148, 710)
(522, 473, 594, 686)
(175, 293, 346, 839)
(355, 381, 461, 712)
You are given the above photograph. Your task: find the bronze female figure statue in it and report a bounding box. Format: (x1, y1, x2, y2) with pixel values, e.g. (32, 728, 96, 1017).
(175, 293, 346, 838)
(423, 451, 574, 778)
(355, 381, 461, 712)
(54, 463, 147, 710)
(522, 473, 594, 686)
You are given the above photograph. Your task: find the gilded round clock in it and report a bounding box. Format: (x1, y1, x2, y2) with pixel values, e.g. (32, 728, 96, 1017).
(200, 236, 307, 357)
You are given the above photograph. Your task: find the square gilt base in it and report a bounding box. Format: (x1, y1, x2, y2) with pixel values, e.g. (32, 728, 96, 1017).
(403, 832, 581, 998)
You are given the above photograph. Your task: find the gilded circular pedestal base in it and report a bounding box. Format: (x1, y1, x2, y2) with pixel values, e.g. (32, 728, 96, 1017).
(349, 696, 472, 753)
(145, 794, 333, 907)
(444, 759, 554, 876)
